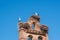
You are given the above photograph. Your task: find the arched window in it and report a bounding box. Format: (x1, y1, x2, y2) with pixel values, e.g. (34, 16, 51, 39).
(32, 24, 35, 30)
(38, 36, 42, 40)
(28, 35, 33, 40)
(32, 22, 35, 30)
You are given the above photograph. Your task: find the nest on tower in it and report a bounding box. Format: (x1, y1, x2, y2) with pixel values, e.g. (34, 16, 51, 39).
(30, 15, 40, 22)
(40, 25, 48, 34)
(19, 23, 30, 30)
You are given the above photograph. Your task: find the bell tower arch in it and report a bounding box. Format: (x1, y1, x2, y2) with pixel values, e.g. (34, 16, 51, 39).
(28, 13, 40, 31)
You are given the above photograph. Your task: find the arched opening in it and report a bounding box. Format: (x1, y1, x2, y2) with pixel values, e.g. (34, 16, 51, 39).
(32, 22, 35, 30)
(38, 36, 42, 40)
(32, 24, 35, 30)
(27, 35, 33, 40)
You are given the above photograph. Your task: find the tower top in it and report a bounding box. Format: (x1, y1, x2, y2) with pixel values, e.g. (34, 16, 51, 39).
(18, 13, 48, 40)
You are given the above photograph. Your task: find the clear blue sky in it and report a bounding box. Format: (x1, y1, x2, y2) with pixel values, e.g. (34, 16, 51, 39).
(0, 0, 60, 40)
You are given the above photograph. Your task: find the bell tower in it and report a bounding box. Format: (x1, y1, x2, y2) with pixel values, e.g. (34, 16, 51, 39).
(18, 13, 48, 40)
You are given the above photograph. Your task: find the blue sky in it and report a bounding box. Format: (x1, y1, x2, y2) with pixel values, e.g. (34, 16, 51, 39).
(0, 0, 60, 40)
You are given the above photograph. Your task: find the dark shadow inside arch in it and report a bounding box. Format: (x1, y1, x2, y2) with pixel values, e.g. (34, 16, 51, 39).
(38, 36, 42, 40)
(27, 35, 33, 40)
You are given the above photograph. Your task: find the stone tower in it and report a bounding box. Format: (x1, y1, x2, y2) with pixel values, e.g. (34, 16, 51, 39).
(18, 13, 48, 40)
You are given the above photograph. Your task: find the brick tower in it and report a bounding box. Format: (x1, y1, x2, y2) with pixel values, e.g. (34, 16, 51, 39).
(18, 13, 48, 40)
